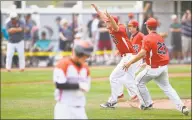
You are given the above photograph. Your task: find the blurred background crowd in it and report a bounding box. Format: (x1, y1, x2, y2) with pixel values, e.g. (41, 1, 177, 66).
(1, 1, 192, 68)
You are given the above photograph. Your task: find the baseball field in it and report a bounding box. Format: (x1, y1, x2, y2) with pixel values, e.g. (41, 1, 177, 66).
(1, 64, 192, 119)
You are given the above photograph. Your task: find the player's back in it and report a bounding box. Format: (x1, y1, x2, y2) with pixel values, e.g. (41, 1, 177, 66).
(54, 57, 90, 107)
(144, 32, 169, 67)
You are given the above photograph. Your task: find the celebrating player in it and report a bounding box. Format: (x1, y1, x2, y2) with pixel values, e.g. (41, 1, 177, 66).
(53, 40, 93, 119)
(91, 4, 140, 108)
(117, 20, 145, 101)
(123, 18, 189, 116)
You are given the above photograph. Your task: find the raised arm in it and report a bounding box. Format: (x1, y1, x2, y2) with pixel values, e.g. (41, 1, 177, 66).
(91, 4, 108, 21)
(105, 10, 119, 32)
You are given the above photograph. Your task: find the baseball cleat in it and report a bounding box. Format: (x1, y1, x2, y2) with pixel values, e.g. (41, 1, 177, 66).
(118, 94, 126, 102)
(182, 106, 189, 116)
(130, 95, 138, 102)
(100, 102, 117, 108)
(118, 94, 124, 99)
(140, 104, 153, 110)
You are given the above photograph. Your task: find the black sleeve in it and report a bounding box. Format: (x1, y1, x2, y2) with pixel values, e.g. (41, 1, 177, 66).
(55, 82, 79, 90)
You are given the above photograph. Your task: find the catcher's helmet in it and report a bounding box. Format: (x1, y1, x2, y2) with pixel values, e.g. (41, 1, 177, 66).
(73, 40, 94, 57)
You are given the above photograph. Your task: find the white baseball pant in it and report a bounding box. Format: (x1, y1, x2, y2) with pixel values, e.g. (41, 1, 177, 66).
(135, 65, 184, 111)
(108, 53, 138, 102)
(117, 56, 143, 97)
(54, 102, 87, 119)
(6, 40, 25, 70)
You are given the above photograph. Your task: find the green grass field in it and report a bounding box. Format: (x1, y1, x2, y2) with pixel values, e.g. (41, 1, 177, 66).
(1, 65, 192, 119)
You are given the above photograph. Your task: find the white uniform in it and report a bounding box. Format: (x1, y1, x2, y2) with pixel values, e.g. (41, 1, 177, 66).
(136, 65, 184, 111)
(116, 31, 144, 98)
(6, 40, 25, 69)
(116, 57, 142, 97)
(108, 53, 141, 102)
(135, 31, 185, 112)
(53, 58, 90, 119)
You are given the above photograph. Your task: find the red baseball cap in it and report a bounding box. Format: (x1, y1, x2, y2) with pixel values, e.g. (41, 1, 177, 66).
(105, 16, 119, 24)
(128, 20, 139, 27)
(145, 18, 158, 27)
(128, 13, 134, 18)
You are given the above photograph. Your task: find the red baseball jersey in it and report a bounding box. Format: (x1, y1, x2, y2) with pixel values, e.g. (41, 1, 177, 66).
(142, 32, 169, 67)
(109, 24, 135, 55)
(130, 32, 144, 54)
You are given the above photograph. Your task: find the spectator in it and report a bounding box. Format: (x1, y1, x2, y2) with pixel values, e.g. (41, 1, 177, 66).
(31, 10, 40, 28)
(31, 32, 54, 67)
(181, 10, 192, 63)
(59, 19, 73, 51)
(170, 14, 182, 64)
(97, 20, 112, 64)
(24, 13, 34, 51)
(69, 14, 79, 34)
(87, 14, 95, 39)
(90, 14, 100, 64)
(128, 13, 134, 20)
(32, 32, 53, 51)
(6, 12, 25, 72)
(55, 16, 62, 51)
(31, 25, 39, 45)
(141, 2, 153, 35)
(55, 16, 61, 32)
(91, 14, 100, 43)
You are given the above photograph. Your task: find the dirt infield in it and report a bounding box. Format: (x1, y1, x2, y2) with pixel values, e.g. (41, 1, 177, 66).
(118, 99, 191, 110)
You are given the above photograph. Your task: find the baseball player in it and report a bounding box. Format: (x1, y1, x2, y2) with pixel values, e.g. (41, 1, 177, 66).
(117, 20, 145, 101)
(123, 18, 189, 116)
(91, 4, 140, 108)
(6, 12, 25, 72)
(53, 40, 93, 119)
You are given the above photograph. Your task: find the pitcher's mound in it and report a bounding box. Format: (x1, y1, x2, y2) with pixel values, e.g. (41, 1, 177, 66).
(118, 99, 191, 110)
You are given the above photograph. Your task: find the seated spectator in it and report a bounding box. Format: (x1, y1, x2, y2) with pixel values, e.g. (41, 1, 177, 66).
(32, 32, 53, 52)
(1, 27, 9, 41)
(170, 14, 183, 64)
(30, 32, 54, 67)
(59, 19, 73, 51)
